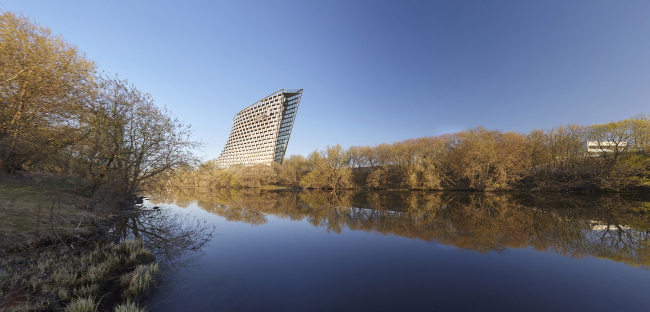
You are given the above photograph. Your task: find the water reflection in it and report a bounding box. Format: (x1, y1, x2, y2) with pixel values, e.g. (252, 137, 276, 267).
(113, 208, 216, 276)
(153, 188, 650, 268)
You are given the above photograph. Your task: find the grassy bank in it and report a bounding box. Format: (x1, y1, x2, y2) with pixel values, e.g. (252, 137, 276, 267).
(0, 173, 100, 252)
(0, 173, 159, 311)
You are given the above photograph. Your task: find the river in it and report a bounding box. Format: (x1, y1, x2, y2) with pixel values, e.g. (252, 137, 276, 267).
(114, 189, 650, 311)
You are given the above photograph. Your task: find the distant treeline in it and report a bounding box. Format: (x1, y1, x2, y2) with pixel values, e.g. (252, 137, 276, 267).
(169, 115, 650, 192)
(0, 11, 198, 199)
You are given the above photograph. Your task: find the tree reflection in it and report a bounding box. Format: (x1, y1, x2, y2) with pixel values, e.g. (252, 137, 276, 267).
(112, 208, 216, 275)
(155, 188, 650, 268)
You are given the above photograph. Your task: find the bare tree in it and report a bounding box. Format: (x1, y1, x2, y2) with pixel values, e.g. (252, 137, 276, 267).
(79, 75, 201, 199)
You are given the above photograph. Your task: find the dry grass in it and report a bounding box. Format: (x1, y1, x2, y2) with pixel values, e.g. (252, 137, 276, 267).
(0, 240, 156, 312)
(64, 297, 99, 312)
(119, 263, 159, 301)
(114, 301, 148, 312)
(0, 173, 96, 251)
(0, 174, 155, 311)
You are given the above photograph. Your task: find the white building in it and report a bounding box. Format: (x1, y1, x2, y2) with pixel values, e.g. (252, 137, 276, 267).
(586, 141, 627, 155)
(217, 89, 303, 168)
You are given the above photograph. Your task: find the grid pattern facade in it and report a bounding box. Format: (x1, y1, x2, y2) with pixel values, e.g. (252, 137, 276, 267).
(217, 89, 303, 168)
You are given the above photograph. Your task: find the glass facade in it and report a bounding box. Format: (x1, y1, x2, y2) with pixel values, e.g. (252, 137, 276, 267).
(217, 89, 303, 168)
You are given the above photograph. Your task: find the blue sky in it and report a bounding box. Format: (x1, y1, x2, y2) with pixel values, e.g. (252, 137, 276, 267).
(3, 0, 650, 159)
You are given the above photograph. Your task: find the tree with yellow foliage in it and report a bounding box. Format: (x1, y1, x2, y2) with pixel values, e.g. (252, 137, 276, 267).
(0, 11, 96, 173)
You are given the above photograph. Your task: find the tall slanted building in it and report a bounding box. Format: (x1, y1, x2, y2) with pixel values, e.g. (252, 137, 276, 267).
(217, 89, 303, 168)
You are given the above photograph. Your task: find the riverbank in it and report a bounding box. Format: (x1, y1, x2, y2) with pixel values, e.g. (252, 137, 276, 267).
(159, 183, 650, 194)
(0, 173, 159, 311)
(0, 173, 97, 252)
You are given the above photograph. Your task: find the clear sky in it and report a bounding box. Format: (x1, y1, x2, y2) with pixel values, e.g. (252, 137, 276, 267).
(3, 0, 650, 159)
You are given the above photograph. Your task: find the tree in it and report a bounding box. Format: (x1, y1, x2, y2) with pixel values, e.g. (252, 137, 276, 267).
(631, 114, 650, 154)
(401, 136, 451, 190)
(366, 167, 385, 188)
(448, 127, 500, 189)
(321, 145, 353, 190)
(526, 129, 551, 170)
(589, 120, 633, 170)
(276, 154, 310, 188)
(448, 128, 528, 189)
(0, 11, 96, 173)
(78, 75, 200, 198)
(587, 119, 650, 190)
(300, 145, 352, 190)
(230, 164, 277, 188)
(495, 131, 530, 187)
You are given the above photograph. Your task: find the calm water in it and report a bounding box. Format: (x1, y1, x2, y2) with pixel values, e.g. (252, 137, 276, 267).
(116, 189, 650, 312)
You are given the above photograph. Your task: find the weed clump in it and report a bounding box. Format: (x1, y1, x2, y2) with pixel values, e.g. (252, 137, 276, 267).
(65, 297, 99, 312)
(0, 240, 155, 311)
(120, 263, 159, 300)
(114, 300, 148, 312)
